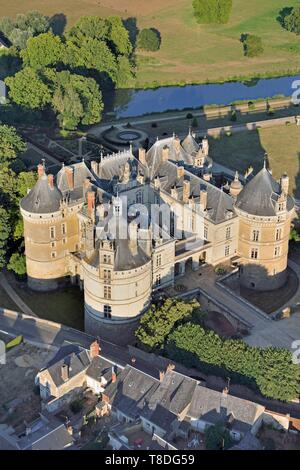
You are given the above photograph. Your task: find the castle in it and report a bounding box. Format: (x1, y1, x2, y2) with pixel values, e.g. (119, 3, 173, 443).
(20, 131, 295, 334)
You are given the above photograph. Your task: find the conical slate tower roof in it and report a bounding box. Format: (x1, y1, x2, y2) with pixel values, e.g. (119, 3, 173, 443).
(21, 174, 62, 214)
(235, 166, 294, 216)
(181, 131, 199, 155)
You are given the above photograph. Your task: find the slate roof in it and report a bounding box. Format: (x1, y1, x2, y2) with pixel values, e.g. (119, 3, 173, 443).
(105, 365, 159, 420)
(236, 166, 294, 216)
(188, 385, 264, 434)
(41, 344, 91, 388)
(141, 371, 197, 432)
(230, 432, 263, 450)
(86, 356, 116, 383)
(181, 132, 199, 155)
(147, 157, 234, 224)
(56, 161, 96, 202)
(18, 418, 73, 450)
(20, 174, 62, 214)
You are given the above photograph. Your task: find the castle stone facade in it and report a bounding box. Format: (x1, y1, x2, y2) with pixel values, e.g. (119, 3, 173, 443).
(20, 132, 295, 333)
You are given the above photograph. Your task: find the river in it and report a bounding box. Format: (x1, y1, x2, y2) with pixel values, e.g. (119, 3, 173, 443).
(104, 74, 300, 119)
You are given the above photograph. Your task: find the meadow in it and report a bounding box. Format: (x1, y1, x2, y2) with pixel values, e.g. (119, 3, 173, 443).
(210, 124, 300, 198)
(2, 0, 300, 87)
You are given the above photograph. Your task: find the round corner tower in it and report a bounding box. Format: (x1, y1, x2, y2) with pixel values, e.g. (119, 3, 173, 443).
(20, 164, 77, 291)
(234, 167, 295, 291)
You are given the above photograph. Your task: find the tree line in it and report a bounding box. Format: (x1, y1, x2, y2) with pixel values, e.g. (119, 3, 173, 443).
(136, 298, 300, 402)
(0, 125, 36, 275)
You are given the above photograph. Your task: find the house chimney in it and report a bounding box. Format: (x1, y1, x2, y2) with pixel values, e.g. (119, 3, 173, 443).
(139, 148, 146, 165)
(171, 186, 178, 200)
(61, 364, 69, 382)
(91, 161, 99, 175)
(162, 145, 169, 162)
(222, 387, 229, 395)
(66, 167, 74, 191)
(87, 191, 95, 218)
(280, 173, 289, 195)
(90, 340, 100, 358)
(159, 370, 165, 382)
(101, 393, 110, 403)
(167, 363, 175, 373)
(111, 366, 117, 383)
(84, 177, 92, 192)
(48, 174, 54, 189)
(154, 176, 161, 189)
(129, 220, 138, 254)
(183, 179, 190, 203)
(37, 163, 44, 178)
(200, 189, 207, 211)
(177, 166, 185, 179)
(174, 136, 181, 151)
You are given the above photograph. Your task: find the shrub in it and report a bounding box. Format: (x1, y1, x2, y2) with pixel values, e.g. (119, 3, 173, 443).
(230, 110, 237, 121)
(191, 117, 198, 128)
(70, 399, 83, 414)
(193, 0, 232, 24)
(166, 323, 300, 401)
(186, 112, 194, 119)
(241, 34, 264, 57)
(137, 28, 161, 51)
(283, 7, 300, 35)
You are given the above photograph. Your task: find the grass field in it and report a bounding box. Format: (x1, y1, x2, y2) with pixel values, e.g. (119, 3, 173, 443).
(2, 0, 300, 87)
(210, 123, 300, 197)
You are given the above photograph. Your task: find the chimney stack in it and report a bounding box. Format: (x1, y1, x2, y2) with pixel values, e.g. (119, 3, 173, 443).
(91, 161, 99, 175)
(37, 163, 44, 178)
(61, 364, 69, 382)
(48, 174, 54, 189)
(90, 340, 100, 358)
(183, 179, 190, 203)
(159, 370, 165, 382)
(111, 366, 117, 383)
(162, 145, 169, 162)
(139, 148, 146, 166)
(66, 167, 74, 191)
(177, 166, 185, 179)
(200, 188, 207, 211)
(280, 173, 289, 195)
(87, 191, 95, 218)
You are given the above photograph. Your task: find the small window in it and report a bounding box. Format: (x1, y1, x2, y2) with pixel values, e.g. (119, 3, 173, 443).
(251, 248, 258, 259)
(252, 230, 259, 242)
(51, 241, 56, 248)
(276, 228, 282, 241)
(226, 226, 231, 240)
(204, 226, 208, 240)
(61, 223, 67, 236)
(156, 254, 162, 267)
(225, 245, 230, 257)
(104, 269, 111, 281)
(62, 238, 67, 244)
(136, 191, 143, 204)
(51, 252, 56, 259)
(50, 227, 55, 240)
(103, 254, 111, 264)
(155, 274, 161, 287)
(104, 285, 111, 300)
(274, 246, 281, 257)
(104, 305, 112, 319)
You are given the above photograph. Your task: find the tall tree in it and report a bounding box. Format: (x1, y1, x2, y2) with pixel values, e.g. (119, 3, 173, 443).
(0, 125, 27, 164)
(5, 67, 52, 109)
(193, 0, 232, 24)
(21, 32, 64, 69)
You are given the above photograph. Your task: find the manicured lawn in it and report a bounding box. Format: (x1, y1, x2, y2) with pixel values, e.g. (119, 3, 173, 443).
(210, 123, 300, 198)
(4, 0, 300, 86)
